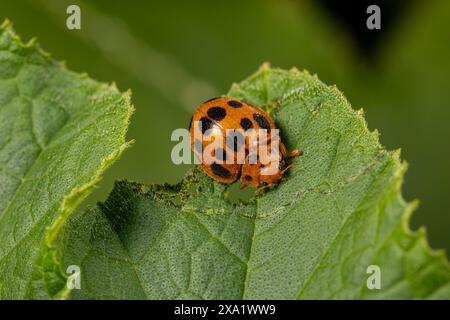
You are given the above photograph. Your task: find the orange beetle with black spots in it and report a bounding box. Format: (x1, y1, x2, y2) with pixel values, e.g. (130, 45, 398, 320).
(189, 97, 300, 192)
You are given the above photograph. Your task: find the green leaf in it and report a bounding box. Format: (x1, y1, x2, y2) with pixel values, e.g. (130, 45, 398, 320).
(0, 21, 133, 299)
(59, 65, 450, 299)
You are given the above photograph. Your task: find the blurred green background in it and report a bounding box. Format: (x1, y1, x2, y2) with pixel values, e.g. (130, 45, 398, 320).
(1, 0, 449, 251)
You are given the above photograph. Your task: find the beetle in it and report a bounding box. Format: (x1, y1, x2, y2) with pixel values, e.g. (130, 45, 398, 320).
(189, 97, 300, 192)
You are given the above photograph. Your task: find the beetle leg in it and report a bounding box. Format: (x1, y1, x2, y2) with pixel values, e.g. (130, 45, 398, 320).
(287, 150, 302, 158)
(239, 183, 247, 190)
(256, 184, 271, 193)
(280, 142, 302, 159)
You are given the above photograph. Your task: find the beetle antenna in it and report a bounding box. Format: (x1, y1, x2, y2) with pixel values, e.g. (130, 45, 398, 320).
(281, 164, 294, 174)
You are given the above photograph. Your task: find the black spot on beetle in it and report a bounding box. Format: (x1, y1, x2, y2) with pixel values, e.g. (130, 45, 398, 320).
(215, 148, 227, 162)
(244, 175, 253, 181)
(240, 118, 253, 131)
(226, 130, 244, 152)
(227, 100, 243, 108)
(207, 106, 227, 121)
(199, 117, 213, 134)
(253, 113, 271, 130)
(211, 162, 231, 178)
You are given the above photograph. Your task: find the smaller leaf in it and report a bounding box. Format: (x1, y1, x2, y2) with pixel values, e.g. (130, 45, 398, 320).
(0, 20, 133, 299)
